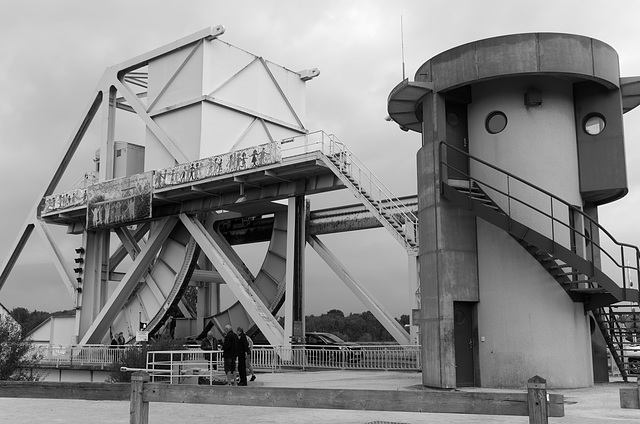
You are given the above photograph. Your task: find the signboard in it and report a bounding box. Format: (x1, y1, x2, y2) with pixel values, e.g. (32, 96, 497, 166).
(153, 141, 282, 189)
(42, 188, 87, 215)
(87, 172, 153, 229)
(136, 331, 149, 342)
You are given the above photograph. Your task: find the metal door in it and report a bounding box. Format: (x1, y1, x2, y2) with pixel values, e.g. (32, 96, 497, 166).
(454, 301, 475, 387)
(445, 101, 469, 179)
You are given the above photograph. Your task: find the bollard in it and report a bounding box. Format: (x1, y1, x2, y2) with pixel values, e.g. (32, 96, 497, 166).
(527, 375, 548, 424)
(130, 371, 150, 424)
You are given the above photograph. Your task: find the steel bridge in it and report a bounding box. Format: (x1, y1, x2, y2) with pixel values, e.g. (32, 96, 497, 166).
(0, 26, 420, 353)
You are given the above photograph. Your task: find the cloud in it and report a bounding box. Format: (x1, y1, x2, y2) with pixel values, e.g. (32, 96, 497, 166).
(1, 0, 640, 318)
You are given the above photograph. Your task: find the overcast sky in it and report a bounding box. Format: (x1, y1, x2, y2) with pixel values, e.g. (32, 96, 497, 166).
(1, 0, 640, 318)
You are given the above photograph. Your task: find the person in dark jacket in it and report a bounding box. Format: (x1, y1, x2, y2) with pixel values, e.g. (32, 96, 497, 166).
(237, 327, 249, 386)
(222, 324, 239, 385)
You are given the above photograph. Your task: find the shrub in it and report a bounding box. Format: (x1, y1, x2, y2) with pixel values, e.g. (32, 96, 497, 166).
(107, 335, 188, 382)
(107, 345, 147, 383)
(0, 315, 43, 381)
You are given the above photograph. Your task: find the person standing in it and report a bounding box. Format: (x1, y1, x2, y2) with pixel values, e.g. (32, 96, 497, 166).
(246, 334, 256, 381)
(222, 325, 239, 386)
(200, 331, 217, 367)
(237, 327, 248, 386)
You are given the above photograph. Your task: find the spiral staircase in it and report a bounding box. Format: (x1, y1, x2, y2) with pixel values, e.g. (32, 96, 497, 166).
(439, 141, 640, 381)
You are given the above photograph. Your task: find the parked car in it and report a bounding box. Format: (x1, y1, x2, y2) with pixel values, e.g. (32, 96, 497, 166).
(627, 344, 640, 374)
(304, 332, 361, 363)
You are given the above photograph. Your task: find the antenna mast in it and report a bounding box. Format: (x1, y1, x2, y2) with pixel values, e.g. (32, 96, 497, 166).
(401, 15, 406, 80)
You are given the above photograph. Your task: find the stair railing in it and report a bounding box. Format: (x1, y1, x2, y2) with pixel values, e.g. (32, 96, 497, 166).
(280, 131, 419, 248)
(439, 141, 640, 298)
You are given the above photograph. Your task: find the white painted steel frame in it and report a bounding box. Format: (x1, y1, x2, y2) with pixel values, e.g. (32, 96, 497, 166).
(179, 213, 285, 345)
(307, 234, 410, 345)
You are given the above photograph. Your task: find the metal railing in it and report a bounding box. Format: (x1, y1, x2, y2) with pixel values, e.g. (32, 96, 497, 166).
(439, 141, 640, 297)
(35, 344, 128, 368)
(252, 344, 421, 372)
(41, 132, 418, 249)
(34, 344, 421, 375)
(146, 350, 225, 384)
(281, 131, 419, 251)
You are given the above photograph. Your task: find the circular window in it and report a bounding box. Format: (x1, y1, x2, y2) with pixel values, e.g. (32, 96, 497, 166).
(584, 114, 606, 135)
(447, 112, 459, 127)
(485, 111, 507, 134)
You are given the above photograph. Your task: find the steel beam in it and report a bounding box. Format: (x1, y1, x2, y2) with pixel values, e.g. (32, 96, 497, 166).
(307, 234, 410, 345)
(33, 221, 76, 298)
(79, 217, 179, 344)
(179, 213, 284, 345)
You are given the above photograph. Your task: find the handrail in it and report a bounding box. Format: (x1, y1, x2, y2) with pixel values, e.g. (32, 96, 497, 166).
(281, 131, 418, 224)
(34, 344, 422, 373)
(333, 135, 419, 227)
(439, 141, 640, 295)
(281, 131, 418, 249)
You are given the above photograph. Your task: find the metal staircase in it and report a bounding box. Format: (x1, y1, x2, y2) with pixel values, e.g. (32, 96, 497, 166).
(439, 141, 640, 380)
(316, 137, 419, 254)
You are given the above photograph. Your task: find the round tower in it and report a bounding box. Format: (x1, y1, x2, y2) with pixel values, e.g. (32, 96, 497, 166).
(388, 33, 640, 388)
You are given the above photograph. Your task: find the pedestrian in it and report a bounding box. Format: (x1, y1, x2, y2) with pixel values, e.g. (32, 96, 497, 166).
(117, 332, 125, 345)
(200, 331, 217, 367)
(237, 327, 248, 386)
(166, 316, 176, 338)
(245, 334, 256, 381)
(222, 324, 239, 386)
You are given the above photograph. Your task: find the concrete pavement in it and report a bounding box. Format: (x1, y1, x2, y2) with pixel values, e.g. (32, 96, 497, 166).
(1, 370, 639, 423)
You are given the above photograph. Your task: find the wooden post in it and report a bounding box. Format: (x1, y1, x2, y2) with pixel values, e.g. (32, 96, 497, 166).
(527, 375, 548, 424)
(130, 371, 149, 424)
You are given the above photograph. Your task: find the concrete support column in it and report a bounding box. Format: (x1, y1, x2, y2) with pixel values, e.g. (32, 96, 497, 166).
(284, 196, 306, 350)
(77, 230, 110, 342)
(407, 253, 420, 345)
(418, 93, 479, 388)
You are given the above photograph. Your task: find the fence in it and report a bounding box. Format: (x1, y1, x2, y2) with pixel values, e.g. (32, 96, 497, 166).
(126, 372, 563, 424)
(145, 349, 225, 384)
(34, 344, 421, 374)
(253, 344, 421, 372)
(36, 344, 127, 368)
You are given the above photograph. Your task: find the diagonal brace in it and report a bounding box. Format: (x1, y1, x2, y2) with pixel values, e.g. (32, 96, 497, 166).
(308, 234, 410, 345)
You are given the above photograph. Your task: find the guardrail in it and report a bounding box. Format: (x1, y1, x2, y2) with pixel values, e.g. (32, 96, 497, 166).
(281, 131, 419, 250)
(146, 350, 226, 385)
(34, 344, 421, 373)
(253, 344, 421, 372)
(36, 344, 127, 368)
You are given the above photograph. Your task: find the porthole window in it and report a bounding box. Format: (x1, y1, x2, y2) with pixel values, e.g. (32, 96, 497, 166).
(584, 114, 606, 135)
(485, 111, 507, 134)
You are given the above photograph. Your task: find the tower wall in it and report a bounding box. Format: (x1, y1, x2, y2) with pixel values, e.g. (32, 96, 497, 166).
(469, 76, 593, 387)
(389, 32, 633, 389)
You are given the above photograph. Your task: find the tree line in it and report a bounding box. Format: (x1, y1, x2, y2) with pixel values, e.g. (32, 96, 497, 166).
(304, 309, 409, 343)
(7, 306, 410, 344)
(8, 307, 51, 338)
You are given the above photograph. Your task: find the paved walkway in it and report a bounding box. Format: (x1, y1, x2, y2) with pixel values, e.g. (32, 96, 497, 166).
(1, 371, 640, 423)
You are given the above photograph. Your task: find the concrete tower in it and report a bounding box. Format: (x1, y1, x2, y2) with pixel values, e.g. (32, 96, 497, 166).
(388, 33, 640, 388)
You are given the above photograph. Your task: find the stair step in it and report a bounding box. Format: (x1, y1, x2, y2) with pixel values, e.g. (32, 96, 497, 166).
(554, 271, 582, 277)
(569, 287, 608, 294)
(540, 258, 559, 263)
(549, 264, 571, 269)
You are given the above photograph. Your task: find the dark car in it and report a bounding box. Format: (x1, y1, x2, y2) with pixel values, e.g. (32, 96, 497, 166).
(304, 332, 361, 363)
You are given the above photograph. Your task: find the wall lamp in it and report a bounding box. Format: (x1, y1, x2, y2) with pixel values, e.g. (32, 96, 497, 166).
(524, 89, 542, 107)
